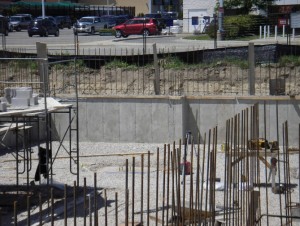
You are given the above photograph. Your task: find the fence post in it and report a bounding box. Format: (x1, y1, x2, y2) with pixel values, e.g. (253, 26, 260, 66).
(153, 43, 160, 95)
(248, 43, 255, 95)
(292, 28, 295, 41)
(36, 42, 49, 96)
(259, 26, 262, 39)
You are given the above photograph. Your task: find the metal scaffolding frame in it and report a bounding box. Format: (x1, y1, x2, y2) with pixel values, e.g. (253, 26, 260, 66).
(0, 57, 80, 191)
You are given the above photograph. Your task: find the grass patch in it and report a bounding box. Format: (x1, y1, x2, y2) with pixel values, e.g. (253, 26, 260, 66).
(160, 56, 187, 70)
(8, 60, 38, 71)
(279, 55, 300, 66)
(182, 34, 259, 41)
(105, 59, 138, 70)
(183, 34, 212, 40)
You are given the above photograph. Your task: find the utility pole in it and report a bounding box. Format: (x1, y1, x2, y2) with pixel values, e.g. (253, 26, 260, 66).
(217, 0, 224, 40)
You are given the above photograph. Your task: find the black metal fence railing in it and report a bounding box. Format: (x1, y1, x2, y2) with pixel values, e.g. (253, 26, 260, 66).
(1, 43, 300, 97)
(0, 56, 299, 97)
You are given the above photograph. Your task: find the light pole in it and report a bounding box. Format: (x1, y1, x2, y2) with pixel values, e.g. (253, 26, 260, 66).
(41, 0, 45, 18)
(148, 0, 152, 13)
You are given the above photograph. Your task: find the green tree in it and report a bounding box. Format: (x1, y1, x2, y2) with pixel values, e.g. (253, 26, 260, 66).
(224, 0, 274, 13)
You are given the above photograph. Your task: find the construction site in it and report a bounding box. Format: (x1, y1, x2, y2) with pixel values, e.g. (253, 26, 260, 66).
(0, 41, 300, 226)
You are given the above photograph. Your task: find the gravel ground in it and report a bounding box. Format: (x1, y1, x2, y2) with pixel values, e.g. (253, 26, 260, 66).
(0, 141, 299, 226)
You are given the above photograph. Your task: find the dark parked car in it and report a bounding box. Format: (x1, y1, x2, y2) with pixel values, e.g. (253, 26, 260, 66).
(28, 18, 59, 37)
(36, 16, 57, 25)
(113, 17, 159, 38)
(144, 13, 166, 31)
(55, 16, 72, 29)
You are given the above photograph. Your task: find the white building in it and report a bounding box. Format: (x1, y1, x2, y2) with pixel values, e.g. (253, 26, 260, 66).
(183, 0, 217, 33)
(182, 0, 300, 34)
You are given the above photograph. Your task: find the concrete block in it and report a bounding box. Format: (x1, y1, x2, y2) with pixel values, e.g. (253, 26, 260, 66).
(30, 94, 39, 105)
(11, 98, 30, 107)
(0, 102, 7, 112)
(16, 89, 33, 99)
(4, 87, 12, 103)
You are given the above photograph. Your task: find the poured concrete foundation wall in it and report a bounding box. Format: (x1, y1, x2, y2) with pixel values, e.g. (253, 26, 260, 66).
(54, 96, 300, 146)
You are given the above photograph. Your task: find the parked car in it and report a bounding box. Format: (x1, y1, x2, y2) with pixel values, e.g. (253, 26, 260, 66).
(9, 15, 32, 31)
(55, 16, 72, 29)
(36, 16, 57, 25)
(28, 18, 59, 37)
(0, 15, 9, 36)
(144, 13, 166, 31)
(100, 15, 128, 29)
(113, 17, 159, 38)
(73, 16, 107, 35)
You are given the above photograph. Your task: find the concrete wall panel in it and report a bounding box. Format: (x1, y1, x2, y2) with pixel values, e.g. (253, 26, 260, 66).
(120, 100, 136, 142)
(135, 99, 152, 142)
(151, 100, 169, 143)
(86, 99, 104, 141)
(103, 99, 120, 142)
(53, 97, 300, 146)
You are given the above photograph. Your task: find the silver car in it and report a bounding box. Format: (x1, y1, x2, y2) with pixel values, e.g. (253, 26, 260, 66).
(73, 16, 107, 35)
(9, 15, 32, 31)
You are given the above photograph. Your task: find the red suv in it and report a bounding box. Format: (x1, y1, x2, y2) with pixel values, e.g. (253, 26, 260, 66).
(113, 18, 159, 38)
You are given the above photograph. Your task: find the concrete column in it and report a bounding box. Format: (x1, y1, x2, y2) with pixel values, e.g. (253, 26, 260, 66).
(248, 43, 255, 95)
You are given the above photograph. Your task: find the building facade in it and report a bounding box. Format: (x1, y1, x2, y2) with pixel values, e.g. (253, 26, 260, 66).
(183, 0, 216, 33)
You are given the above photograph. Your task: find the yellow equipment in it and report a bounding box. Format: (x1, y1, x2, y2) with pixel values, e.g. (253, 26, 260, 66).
(248, 138, 279, 151)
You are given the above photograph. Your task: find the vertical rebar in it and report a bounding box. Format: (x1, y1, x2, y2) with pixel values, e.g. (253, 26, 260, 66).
(74, 181, 77, 226)
(27, 195, 31, 226)
(84, 177, 87, 226)
(64, 184, 67, 226)
(105, 190, 108, 226)
(140, 154, 144, 225)
(132, 157, 135, 226)
(115, 192, 118, 226)
(51, 188, 54, 226)
(189, 136, 194, 226)
(88, 194, 92, 226)
(171, 149, 175, 224)
(195, 133, 201, 224)
(125, 159, 129, 226)
(162, 144, 166, 226)
(94, 172, 98, 226)
(147, 151, 150, 226)
(39, 192, 43, 226)
(182, 137, 187, 226)
(14, 201, 17, 226)
(155, 148, 159, 226)
(200, 133, 206, 224)
(166, 144, 170, 225)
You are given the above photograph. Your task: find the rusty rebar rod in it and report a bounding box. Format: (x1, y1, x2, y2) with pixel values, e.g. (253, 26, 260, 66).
(155, 148, 159, 226)
(132, 156, 135, 226)
(140, 154, 144, 225)
(115, 192, 118, 226)
(84, 177, 87, 226)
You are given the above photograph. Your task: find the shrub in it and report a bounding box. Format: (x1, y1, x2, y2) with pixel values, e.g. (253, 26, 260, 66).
(207, 15, 267, 39)
(99, 28, 116, 36)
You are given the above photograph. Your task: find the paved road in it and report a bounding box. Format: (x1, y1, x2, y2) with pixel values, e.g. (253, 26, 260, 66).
(1, 28, 299, 55)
